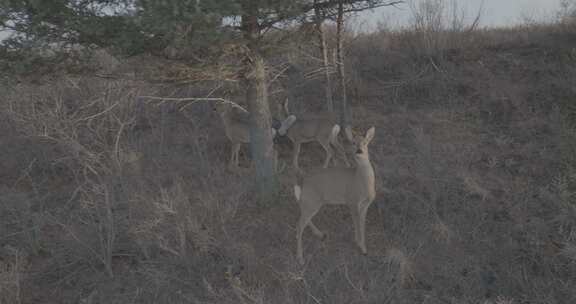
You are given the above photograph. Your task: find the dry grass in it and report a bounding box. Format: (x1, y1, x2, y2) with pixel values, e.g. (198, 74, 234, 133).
(0, 245, 23, 304)
(1, 19, 576, 303)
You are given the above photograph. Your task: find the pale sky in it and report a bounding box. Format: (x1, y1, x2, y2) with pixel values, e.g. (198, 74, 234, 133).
(358, 0, 564, 30)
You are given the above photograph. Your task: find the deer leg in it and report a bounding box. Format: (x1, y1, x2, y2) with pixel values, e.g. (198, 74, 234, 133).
(236, 144, 240, 167)
(308, 220, 325, 239)
(235, 143, 242, 168)
(358, 202, 371, 255)
(230, 143, 241, 169)
(229, 143, 236, 169)
(320, 141, 334, 168)
(273, 147, 279, 173)
(292, 142, 302, 171)
(349, 205, 360, 245)
(297, 203, 321, 265)
(330, 143, 339, 166)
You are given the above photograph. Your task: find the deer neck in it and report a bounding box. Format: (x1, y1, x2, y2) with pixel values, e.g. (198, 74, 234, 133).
(353, 157, 375, 200)
(355, 157, 374, 184)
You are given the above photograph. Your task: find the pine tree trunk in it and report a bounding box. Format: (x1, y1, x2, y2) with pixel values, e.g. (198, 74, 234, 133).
(336, 0, 348, 128)
(241, 11, 277, 197)
(314, 0, 333, 112)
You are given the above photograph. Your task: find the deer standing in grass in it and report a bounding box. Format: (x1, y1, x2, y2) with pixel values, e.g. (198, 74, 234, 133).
(214, 101, 296, 169)
(278, 100, 349, 171)
(294, 127, 376, 265)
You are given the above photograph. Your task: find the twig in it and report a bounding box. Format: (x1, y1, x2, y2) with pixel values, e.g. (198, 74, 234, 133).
(342, 263, 364, 297)
(75, 97, 123, 122)
(11, 158, 37, 189)
(206, 83, 223, 98)
(46, 213, 110, 270)
(0, 227, 40, 242)
(429, 57, 444, 73)
(301, 279, 323, 304)
(137, 96, 248, 113)
(138, 96, 227, 103)
(113, 118, 127, 169)
(269, 63, 290, 84)
(373, 66, 429, 89)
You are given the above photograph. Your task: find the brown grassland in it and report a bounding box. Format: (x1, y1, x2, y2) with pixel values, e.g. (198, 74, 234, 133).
(2, 17, 576, 304)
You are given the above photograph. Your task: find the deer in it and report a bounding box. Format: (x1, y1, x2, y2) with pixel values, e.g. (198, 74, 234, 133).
(214, 101, 296, 169)
(277, 100, 350, 172)
(294, 126, 376, 265)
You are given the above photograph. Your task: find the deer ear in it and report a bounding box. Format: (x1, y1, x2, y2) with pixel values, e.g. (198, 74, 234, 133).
(365, 127, 375, 143)
(283, 98, 290, 116)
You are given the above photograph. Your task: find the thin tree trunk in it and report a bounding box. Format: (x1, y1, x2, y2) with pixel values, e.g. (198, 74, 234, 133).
(314, 0, 333, 112)
(241, 11, 277, 197)
(336, 0, 348, 127)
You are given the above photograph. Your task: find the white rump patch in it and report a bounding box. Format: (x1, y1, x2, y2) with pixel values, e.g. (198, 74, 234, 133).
(330, 124, 341, 143)
(278, 115, 297, 136)
(294, 185, 302, 201)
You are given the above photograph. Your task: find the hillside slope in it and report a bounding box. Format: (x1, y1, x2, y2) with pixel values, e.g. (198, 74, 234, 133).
(1, 25, 576, 303)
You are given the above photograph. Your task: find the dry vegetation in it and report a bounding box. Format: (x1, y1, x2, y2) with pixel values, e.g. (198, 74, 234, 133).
(2, 9, 576, 304)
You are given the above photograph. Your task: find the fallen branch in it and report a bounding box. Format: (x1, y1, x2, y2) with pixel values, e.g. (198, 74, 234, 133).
(136, 96, 247, 112)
